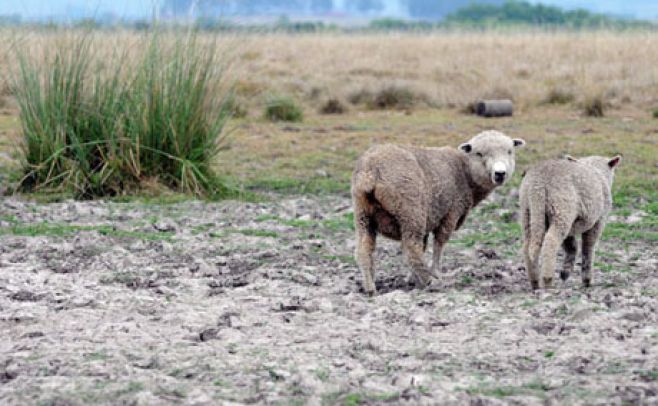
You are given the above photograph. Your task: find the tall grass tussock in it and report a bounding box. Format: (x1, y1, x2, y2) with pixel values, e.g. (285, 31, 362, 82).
(12, 31, 233, 198)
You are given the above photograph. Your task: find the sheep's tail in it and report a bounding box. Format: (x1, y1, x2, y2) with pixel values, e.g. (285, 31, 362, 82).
(351, 169, 377, 222)
(525, 185, 547, 265)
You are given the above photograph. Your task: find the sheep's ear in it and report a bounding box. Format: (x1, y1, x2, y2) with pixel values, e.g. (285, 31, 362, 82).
(608, 155, 622, 169)
(459, 143, 472, 153)
(513, 138, 525, 148)
(564, 155, 579, 162)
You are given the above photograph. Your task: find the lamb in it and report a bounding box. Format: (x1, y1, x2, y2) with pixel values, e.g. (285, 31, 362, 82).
(352, 130, 526, 295)
(519, 155, 622, 290)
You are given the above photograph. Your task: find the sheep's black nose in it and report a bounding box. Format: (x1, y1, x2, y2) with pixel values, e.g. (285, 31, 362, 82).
(494, 171, 506, 184)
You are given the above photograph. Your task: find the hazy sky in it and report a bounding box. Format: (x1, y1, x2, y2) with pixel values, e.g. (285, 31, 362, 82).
(0, 0, 156, 19)
(2, 0, 658, 20)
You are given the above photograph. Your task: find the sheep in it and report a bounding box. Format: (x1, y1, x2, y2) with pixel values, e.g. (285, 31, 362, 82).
(352, 130, 526, 295)
(519, 155, 622, 290)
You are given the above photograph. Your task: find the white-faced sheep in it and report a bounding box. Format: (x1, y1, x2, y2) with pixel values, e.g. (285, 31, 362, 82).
(520, 155, 622, 289)
(352, 130, 526, 295)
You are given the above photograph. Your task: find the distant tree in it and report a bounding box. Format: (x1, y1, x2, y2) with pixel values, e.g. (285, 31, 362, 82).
(445, 0, 652, 28)
(408, 0, 504, 20)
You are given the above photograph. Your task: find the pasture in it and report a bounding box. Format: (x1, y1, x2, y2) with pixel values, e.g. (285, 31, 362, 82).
(0, 31, 657, 405)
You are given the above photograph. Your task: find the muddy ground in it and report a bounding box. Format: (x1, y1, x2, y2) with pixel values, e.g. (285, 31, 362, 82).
(0, 192, 656, 405)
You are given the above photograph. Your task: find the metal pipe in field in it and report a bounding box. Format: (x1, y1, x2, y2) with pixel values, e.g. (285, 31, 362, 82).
(476, 100, 513, 117)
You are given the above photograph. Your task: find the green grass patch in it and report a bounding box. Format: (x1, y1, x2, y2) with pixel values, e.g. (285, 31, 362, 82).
(84, 351, 109, 361)
(114, 382, 145, 397)
(0, 215, 18, 223)
(313, 368, 330, 382)
(254, 213, 354, 232)
(454, 222, 521, 247)
(12, 31, 234, 198)
(234, 228, 279, 238)
(322, 390, 402, 406)
(635, 369, 658, 381)
(464, 380, 551, 399)
(322, 254, 356, 265)
(461, 275, 474, 285)
(243, 176, 349, 195)
(0, 221, 174, 241)
(209, 228, 279, 238)
(602, 221, 658, 242)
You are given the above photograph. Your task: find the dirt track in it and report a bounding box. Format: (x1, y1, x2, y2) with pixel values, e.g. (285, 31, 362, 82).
(0, 193, 656, 405)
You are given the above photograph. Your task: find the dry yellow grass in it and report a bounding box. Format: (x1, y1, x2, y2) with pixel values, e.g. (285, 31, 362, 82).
(3, 30, 658, 111)
(230, 32, 658, 111)
(0, 30, 657, 201)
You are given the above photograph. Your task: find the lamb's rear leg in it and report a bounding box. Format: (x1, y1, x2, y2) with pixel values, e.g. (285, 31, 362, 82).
(402, 236, 433, 289)
(522, 208, 541, 290)
(539, 224, 568, 288)
(355, 226, 377, 296)
(560, 236, 577, 282)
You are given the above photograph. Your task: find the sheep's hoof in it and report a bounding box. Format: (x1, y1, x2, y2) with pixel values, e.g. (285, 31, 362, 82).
(582, 278, 591, 288)
(543, 277, 554, 289)
(413, 275, 433, 290)
(424, 280, 443, 292)
(530, 280, 539, 290)
(560, 271, 570, 281)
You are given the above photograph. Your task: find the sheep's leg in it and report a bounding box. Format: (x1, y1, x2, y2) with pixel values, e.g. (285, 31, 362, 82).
(432, 213, 459, 275)
(522, 240, 538, 290)
(402, 236, 433, 289)
(354, 215, 377, 295)
(521, 208, 541, 290)
(581, 221, 604, 288)
(560, 236, 577, 282)
(539, 224, 567, 289)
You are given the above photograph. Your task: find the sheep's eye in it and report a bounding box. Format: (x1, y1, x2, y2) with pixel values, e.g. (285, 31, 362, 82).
(476, 152, 483, 158)
(508, 150, 512, 155)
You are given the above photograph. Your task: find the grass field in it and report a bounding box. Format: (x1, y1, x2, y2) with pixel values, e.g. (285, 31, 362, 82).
(0, 31, 657, 404)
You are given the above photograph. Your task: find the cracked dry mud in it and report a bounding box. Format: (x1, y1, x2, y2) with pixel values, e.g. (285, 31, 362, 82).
(0, 193, 656, 405)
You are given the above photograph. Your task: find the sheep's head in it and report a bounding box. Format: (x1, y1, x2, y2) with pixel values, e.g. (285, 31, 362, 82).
(571, 155, 622, 187)
(459, 130, 525, 189)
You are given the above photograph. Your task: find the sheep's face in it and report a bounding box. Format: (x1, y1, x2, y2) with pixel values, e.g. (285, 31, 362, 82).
(459, 130, 525, 188)
(571, 155, 622, 187)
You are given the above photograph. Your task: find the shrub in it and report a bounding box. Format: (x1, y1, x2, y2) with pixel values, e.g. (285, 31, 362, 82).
(225, 95, 248, 119)
(543, 87, 575, 105)
(462, 101, 478, 115)
(349, 85, 424, 110)
(582, 95, 605, 117)
(653, 109, 658, 119)
(319, 98, 347, 115)
(264, 96, 303, 122)
(370, 85, 417, 110)
(13, 32, 233, 198)
(347, 88, 374, 106)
